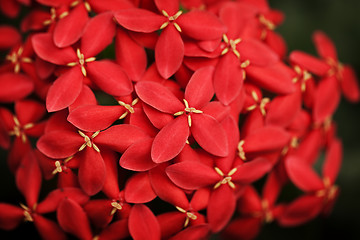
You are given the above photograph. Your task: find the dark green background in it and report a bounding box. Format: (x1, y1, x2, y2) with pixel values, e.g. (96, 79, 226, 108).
(1, 0, 360, 239)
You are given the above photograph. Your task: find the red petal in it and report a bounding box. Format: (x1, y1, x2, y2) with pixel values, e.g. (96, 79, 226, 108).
(37, 130, 83, 159)
(289, 51, 331, 76)
(57, 198, 92, 240)
(232, 157, 272, 184)
(294, 129, 323, 165)
(149, 164, 189, 209)
(151, 115, 189, 163)
(129, 204, 161, 240)
(238, 39, 279, 66)
(246, 62, 296, 95)
(15, 99, 46, 124)
(312, 31, 337, 61)
(0, 203, 23, 230)
(285, 155, 323, 192)
(46, 67, 83, 112)
(170, 224, 210, 240)
(0, 25, 21, 49)
(135, 81, 183, 114)
(213, 53, 244, 105)
(114, 8, 165, 33)
(87, 0, 134, 12)
(185, 66, 214, 108)
(166, 161, 220, 190)
(84, 200, 113, 229)
(116, 28, 147, 81)
(178, 10, 226, 40)
(278, 194, 323, 227)
(68, 105, 124, 132)
(125, 172, 157, 203)
(97, 219, 130, 240)
(101, 150, 120, 199)
(94, 124, 149, 153)
(33, 215, 67, 240)
(158, 212, 186, 239)
(155, 25, 184, 78)
(87, 60, 133, 97)
(222, 217, 261, 240)
(32, 33, 77, 65)
(16, 151, 42, 207)
(323, 138, 342, 184)
(120, 138, 157, 171)
(243, 126, 290, 154)
(0, 72, 34, 102)
(191, 114, 228, 157)
(313, 76, 340, 124)
(81, 11, 116, 58)
(53, 4, 89, 47)
(37, 187, 89, 214)
(265, 89, 302, 127)
(340, 65, 360, 102)
(68, 85, 97, 112)
(207, 185, 236, 232)
(154, 0, 178, 15)
(78, 149, 106, 195)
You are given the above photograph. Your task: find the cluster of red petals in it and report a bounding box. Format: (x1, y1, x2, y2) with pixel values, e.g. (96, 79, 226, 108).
(0, 0, 358, 239)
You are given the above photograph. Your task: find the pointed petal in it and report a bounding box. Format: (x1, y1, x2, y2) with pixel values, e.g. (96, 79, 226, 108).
(68, 85, 97, 112)
(46, 67, 83, 112)
(33, 215, 67, 240)
(323, 138, 342, 184)
(185, 66, 214, 108)
(155, 25, 184, 79)
(285, 155, 323, 192)
(37, 130, 83, 159)
(125, 172, 157, 203)
(222, 217, 262, 240)
(97, 219, 130, 240)
(0, 203, 24, 230)
(151, 115, 189, 163)
(243, 126, 290, 154)
(120, 138, 157, 171)
(313, 76, 340, 124)
(238, 39, 279, 66)
(170, 224, 210, 240)
(232, 157, 272, 184)
(149, 164, 189, 209)
(94, 124, 149, 153)
(15, 99, 46, 124)
(114, 8, 165, 33)
(32, 33, 77, 65)
(0, 25, 21, 49)
(78, 149, 106, 195)
(265, 89, 302, 127)
(129, 204, 161, 240)
(191, 113, 228, 157)
(53, 4, 89, 47)
(312, 31, 337, 61)
(57, 198, 93, 240)
(166, 161, 220, 190)
(213, 53, 244, 105)
(208, 186, 236, 232)
(135, 81, 183, 114)
(68, 105, 124, 132)
(340, 65, 360, 102)
(154, 0, 179, 15)
(81, 11, 116, 58)
(87, 60, 133, 97)
(101, 150, 120, 199)
(0, 72, 34, 102)
(289, 51, 331, 76)
(116, 28, 147, 81)
(16, 151, 42, 208)
(178, 10, 226, 40)
(84, 199, 113, 229)
(246, 62, 296, 95)
(278, 194, 323, 227)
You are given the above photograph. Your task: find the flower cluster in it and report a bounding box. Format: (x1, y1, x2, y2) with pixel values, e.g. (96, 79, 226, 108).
(0, 0, 359, 239)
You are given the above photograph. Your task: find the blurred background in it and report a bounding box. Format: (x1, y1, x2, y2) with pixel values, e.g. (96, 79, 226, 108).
(1, 0, 360, 239)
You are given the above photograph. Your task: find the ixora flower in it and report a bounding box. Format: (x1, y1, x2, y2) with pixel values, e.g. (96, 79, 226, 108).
(0, 0, 359, 239)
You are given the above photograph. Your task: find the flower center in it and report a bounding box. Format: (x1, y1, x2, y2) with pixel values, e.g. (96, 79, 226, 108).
(20, 203, 35, 222)
(175, 206, 197, 227)
(213, 167, 237, 189)
(67, 48, 96, 77)
(221, 34, 242, 58)
(78, 130, 100, 152)
(6, 46, 32, 73)
(118, 98, 139, 119)
(316, 177, 338, 203)
(160, 10, 183, 32)
(174, 99, 203, 127)
(292, 65, 312, 92)
(8, 116, 34, 143)
(110, 200, 123, 215)
(246, 91, 269, 116)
